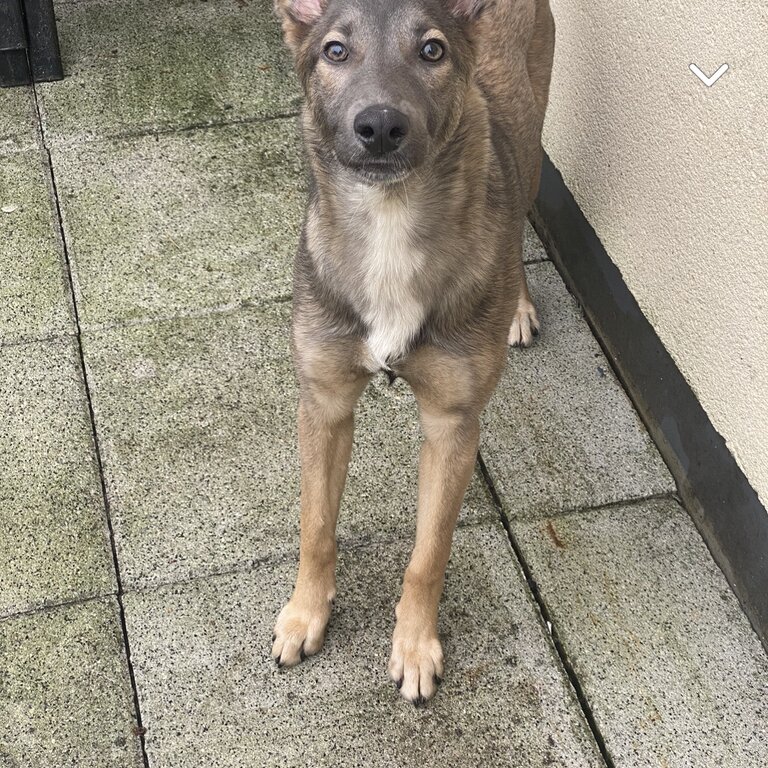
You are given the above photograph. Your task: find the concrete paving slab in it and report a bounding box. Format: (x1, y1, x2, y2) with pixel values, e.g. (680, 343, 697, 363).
(123, 523, 602, 768)
(0, 597, 143, 768)
(514, 498, 768, 767)
(36, 0, 300, 143)
(0, 338, 115, 618)
(0, 87, 39, 152)
(481, 261, 674, 519)
(0, 149, 74, 345)
(52, 119, 304, 328)
(82, 303, 495, 590)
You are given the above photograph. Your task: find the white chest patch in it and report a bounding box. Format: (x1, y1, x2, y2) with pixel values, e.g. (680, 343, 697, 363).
(354, 189, 425, 370)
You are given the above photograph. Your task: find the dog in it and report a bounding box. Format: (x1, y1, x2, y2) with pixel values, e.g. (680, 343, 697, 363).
(271, 0, 554, 704)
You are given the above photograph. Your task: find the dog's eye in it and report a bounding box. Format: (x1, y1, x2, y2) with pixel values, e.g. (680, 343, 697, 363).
(323, 41, 349, 62)
(419, 40, 444, 62)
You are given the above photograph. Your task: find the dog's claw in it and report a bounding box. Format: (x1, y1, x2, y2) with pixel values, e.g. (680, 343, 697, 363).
(396, 678, 403, 690)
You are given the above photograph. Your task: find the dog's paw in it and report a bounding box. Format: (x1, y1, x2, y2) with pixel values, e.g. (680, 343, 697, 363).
(271, 593, 333, 668)
(388, 621, 444, 705)
(508, 298, 540, 347)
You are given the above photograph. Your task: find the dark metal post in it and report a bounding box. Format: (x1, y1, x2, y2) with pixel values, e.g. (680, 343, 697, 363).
(0, 0, 63, 87)
(0, 0, 31, 87)
(23, 0, 63, 81)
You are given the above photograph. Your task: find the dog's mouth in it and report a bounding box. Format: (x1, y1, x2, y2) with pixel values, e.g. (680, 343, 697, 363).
(351, 162, 411, 184)
(345, 158, 413, 185)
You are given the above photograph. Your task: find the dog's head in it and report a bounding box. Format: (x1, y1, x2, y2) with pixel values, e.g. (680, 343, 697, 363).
(275, 0, 487, 183)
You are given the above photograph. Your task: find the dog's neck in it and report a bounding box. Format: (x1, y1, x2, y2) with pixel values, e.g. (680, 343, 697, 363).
(307, 173, 428, 370)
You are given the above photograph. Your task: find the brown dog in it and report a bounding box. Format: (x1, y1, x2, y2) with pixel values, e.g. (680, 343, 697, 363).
(271, 0, 554, 704)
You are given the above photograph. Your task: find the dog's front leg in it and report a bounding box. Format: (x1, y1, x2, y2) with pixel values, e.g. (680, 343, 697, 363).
(272, 365, 369, 667)
(389, 401, 481, 703)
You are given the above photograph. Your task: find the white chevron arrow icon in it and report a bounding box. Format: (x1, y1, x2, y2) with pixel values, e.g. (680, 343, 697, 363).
(689, 63, 729, 86)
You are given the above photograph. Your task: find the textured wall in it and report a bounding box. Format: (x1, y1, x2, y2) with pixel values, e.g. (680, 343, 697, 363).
(542, 0, 768, 506)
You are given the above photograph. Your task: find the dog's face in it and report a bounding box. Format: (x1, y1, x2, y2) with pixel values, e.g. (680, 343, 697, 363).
(276, 0, 484, 183)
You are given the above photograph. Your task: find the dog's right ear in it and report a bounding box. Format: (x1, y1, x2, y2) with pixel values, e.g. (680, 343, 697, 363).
(274, 0, 327, 51)
(446, 0, 489, 21)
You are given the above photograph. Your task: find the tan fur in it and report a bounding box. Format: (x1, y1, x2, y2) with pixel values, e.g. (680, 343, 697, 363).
(272, 341, 370, 666)
(272, 0, 555, 703)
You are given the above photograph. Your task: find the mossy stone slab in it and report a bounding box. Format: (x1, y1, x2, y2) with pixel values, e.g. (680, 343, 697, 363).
(0, 86, 39, 152)
(0, 338, 115, 618)
(37, 0, 301, 143)
(0, 598, 143, 768)
(0, 149, 74, 345)
(52, 119, 304, 327)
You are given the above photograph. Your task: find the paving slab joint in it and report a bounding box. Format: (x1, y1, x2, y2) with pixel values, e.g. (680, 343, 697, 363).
(530, 490, 680, 525)
(35, 103, 301, 147)
(477, 452, 616, 768)
(30, 87, 152, 768)
(0, 592, 113, 625)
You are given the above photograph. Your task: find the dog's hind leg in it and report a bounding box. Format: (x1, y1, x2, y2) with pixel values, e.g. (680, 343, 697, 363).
(272, 342, 370, 667)
(525, 0, 555, 204)
(508, 0, 552, 349)
(508, 271, 540, 347)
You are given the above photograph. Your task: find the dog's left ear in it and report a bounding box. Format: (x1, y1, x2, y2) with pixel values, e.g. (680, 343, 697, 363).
(274, 0, 327, 51)
(446, 0, 488, 20)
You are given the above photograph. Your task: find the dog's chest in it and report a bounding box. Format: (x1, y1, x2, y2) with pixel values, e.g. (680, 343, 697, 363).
(355, 193, 425, 370)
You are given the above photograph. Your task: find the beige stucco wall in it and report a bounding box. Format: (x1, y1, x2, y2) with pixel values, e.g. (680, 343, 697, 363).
(542, 0, 768, 506)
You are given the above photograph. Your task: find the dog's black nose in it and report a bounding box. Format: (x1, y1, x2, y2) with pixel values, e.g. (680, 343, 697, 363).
(354, 106, 409, 156)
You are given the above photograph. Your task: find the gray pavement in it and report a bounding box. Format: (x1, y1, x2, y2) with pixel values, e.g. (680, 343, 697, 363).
(1, 2, 767, 767)
(0, 598, 141, 768)
(0, 338, 113, 618)
(0, 86, 38, 151)
(0, 149, 73, 344)
(515, 499, 768, 767)
(123, 526, 602, 768)
(482, 261, 674, 520)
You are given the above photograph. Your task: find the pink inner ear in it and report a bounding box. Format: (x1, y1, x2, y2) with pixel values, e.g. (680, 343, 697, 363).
(292, 0, 324, 22)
